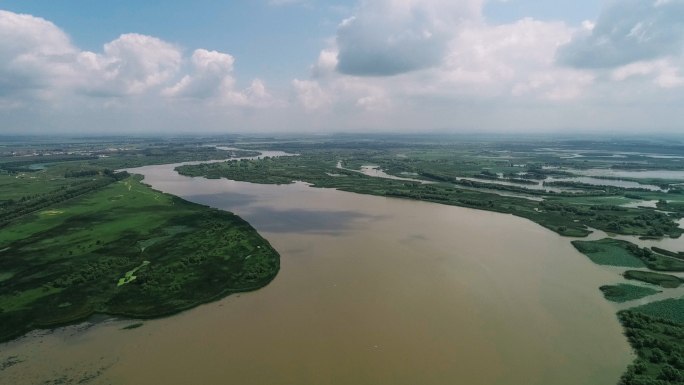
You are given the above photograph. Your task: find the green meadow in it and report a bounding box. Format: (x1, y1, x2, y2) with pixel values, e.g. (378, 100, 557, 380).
(599, 284, 661, 303)
(0, 175, 279, 343)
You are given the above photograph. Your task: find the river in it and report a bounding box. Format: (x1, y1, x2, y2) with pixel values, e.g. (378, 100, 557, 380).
(0, 156, 633, 385)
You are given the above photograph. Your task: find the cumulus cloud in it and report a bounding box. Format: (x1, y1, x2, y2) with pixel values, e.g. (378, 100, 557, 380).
(557, 0, 684, 69)
(292, 79, 330, 110)
(610, 59, 684, 88)
(301, 9, 592, 113)
(335, 0, 484, 76)
(76, 33, 182, 96)
(163, 49, 273, 107)
(0, 10, 77, 101)
(442, 18, 595, 101)
(355, 89, 391, 111)
(322, 0, 592, 102)
(3, 4, 684, 134)
(311, 48, 339, 78)
(163, 49, 236, 99)
(0, 9, 274, 112)
(0, 10, 182, 100)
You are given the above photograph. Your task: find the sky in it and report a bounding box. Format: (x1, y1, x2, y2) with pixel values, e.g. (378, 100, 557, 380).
(0, 0, 682, 134)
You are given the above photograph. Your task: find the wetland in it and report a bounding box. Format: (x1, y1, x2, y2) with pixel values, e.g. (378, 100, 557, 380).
(5, 135, 684, 384)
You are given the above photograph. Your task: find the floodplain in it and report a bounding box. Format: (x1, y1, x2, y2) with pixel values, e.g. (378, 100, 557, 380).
(4, 135, 684, 384)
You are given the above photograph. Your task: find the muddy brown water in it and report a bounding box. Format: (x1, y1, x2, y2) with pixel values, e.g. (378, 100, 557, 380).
(0, 160, 633, 385)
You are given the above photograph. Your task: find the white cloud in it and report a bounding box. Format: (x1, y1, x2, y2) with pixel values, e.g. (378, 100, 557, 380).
(611, 59, 684, 88)
(163, 49, 274, 107)
(554, 0, 684, 91)
(355, 91, 391, 111)
(2, 5, 684, 134)
(301, 12, 593, 112)
(163, 49, 236, 99)
(334, 0, 485, 76)
(557, 0, 684, 69)
(311, 48, 339, 78)
(0, 10, 77, 102)
(292, 79, 331, 110)
(440, 18, 582, 98)
(0, 11, 182, 100)
(76, 33, 182, 96)
(0, 9, 275, 113)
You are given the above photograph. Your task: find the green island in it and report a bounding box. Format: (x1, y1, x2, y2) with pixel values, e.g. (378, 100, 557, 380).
(0, 139, 279, 343)
(572, 239, 648, 268)
(623, 271, 683, 289)
(572, 239, 684, 272)
(599, 284, 661, 303)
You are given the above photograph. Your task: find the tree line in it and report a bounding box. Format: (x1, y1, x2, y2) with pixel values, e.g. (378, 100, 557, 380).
(0, 171, 129, 227)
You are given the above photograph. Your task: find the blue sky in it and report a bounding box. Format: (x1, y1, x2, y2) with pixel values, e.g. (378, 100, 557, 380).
(0, 1, 354, 87)
(0, 0, 601, 85)
(0, 0, 682, 134)
(484, 0, 602, 24)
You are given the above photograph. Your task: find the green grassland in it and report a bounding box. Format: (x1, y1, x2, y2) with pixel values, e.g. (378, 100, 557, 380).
(623, 271, 683, 289)
(600, 284, 661, 303)
(0, 173, 76, 203)
(631, 300, 684, 325)
(0, 175, 279, 343)
(572, 239, 648, 267)
(572, 239, 684, 272)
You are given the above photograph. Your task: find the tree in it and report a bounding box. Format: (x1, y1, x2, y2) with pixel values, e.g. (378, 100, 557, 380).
(659, 364, 683, 382)
(651, 348, 665, 363)
(634, 360, 648, 375)
(607, 222, 621, 231)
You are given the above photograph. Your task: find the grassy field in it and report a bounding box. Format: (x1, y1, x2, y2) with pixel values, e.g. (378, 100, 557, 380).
(572, 239, 684, 272)
(599, 284, 661, 303)
(0, 173, 76, 203)
(572, 239, 647, 267)
(630, 300, 684, 325)
(623, 271, 683, 288)
(0, 175, 279, 343)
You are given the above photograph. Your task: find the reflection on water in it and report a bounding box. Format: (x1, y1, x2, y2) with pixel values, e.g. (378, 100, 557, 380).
(571, 169, 684, 181)
(620, 200, 660, 209)
(548, 177, 665, 192)
(0, 160, 633, 385)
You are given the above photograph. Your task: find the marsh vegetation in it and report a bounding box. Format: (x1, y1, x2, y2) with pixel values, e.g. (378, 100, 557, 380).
(7, 135, 684, 384)
(0, 140, 279, 343)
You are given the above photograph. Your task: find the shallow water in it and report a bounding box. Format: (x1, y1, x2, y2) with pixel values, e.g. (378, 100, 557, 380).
(0, 160, 634, 385)
(620, 200, 660, 209)
(548, 177, 665, 191)
(571, 169, 684, 180)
